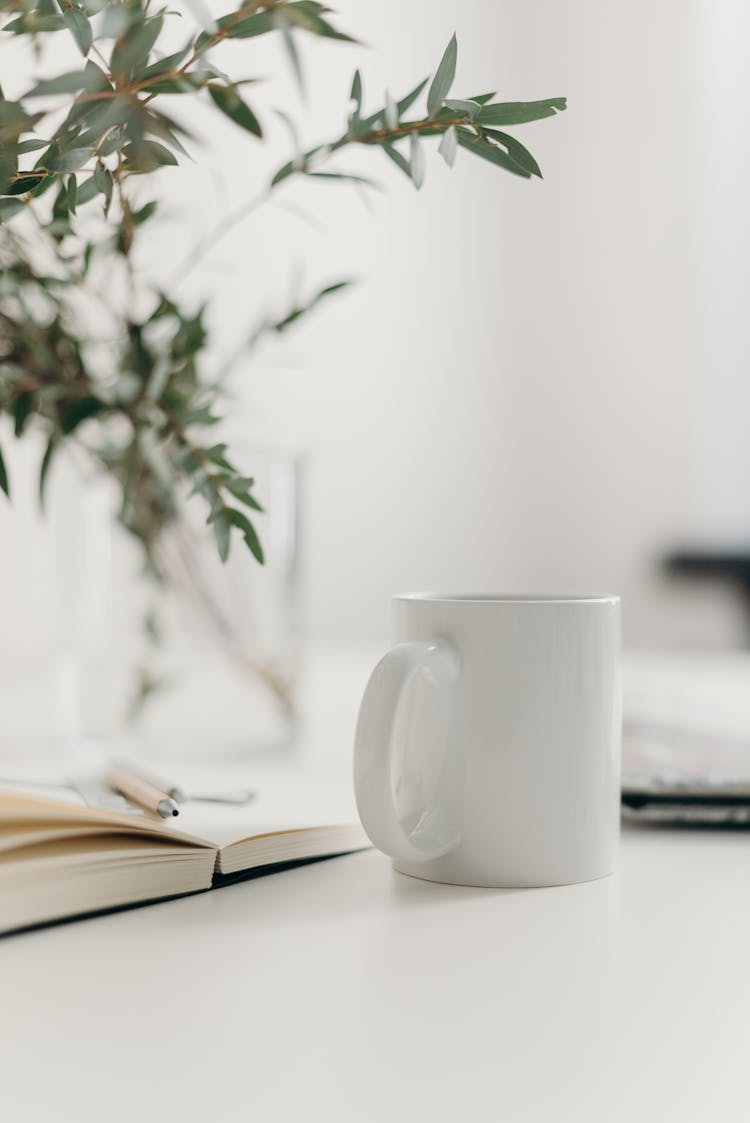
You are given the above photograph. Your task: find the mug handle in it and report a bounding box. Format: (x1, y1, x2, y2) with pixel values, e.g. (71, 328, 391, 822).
(353, 640, 461, 864)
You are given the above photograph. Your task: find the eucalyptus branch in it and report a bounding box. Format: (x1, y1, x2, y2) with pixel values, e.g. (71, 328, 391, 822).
(0, 1, 565, 570)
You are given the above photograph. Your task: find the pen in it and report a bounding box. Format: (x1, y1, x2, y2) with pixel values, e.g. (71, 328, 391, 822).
(106, 763, 180, 819)
(125, 766, 185, 805)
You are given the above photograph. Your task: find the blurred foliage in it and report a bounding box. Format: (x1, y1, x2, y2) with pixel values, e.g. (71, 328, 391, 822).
(0, 1, 566, 569)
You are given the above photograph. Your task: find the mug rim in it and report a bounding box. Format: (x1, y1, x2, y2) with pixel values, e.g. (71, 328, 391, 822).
(395, 592, 620, 605)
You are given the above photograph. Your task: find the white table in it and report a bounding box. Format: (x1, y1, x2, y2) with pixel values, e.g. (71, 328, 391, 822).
(2, 650, 750, 1121)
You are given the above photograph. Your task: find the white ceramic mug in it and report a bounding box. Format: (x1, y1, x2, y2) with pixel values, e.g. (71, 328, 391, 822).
(353, 593, 621, 887)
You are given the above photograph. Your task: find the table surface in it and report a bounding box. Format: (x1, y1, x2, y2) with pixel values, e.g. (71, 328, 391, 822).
(3, 649, 750, 1122)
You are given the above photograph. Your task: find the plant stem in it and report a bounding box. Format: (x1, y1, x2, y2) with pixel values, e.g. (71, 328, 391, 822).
(171, 114, 461, 283)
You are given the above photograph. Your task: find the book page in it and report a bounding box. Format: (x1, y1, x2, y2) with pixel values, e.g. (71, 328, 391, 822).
(0, 765, 363, 857)
(0, 787, 213, 851)
(158, 766, 361, 852)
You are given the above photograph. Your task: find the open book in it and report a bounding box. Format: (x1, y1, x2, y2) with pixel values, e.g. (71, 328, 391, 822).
(0, 771, 368, 935)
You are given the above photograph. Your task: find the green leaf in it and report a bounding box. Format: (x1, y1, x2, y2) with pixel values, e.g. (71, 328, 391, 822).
(16, 138, 48, 154)
(196, 9, 274, 46)
(224, 476, 255, 493)
(100, 2, 137, 39)
(66, 173, 77, 211)
(438, 125, 457, 168)
(111, 15, 164, 78)
(61, 97, 122, 152)
(137, 45, 193, 81)
(382, 142, 411, 179)
(229, 508, 264, 564)
(208, 85, 262, 137)
(397, 78, 429, 118)
(39, 435, 57, 509)
(75, 174, 98, 204)
(427, 33, 457, 117)
(443, 98, 481, 122)
(3, 13, 65, 33)
(466, 92, 496, 106)
(53, 179, 71, 221)
(267, 278, 352, 334)
(0, 101, 39, 146)
(317, 280, 353, 298)
(123, 140, 178, 172)
(281, 24, 304, 94)
(228, 10, 275, 37)
(138, 77, 197, 95)
(281, 2, 356, 43)
(0, 151, 16, 194)
(350, 69, 362, 110)
(456, 129, 532, 178)
(93, 162, 112, 213)
(270, 160, 294, 187)
(82, 58, 112, 91)
(0, 197, 25, 219)
(212, 510, 231, 562)
(25, 70, 98, 97)
(139, 109, 193, 155)
(410, 133, 425, 189)
(131, 200, 157, 224)
(13, 391, 35, 437)
(307, 171, 378, 188)
(225, 478, 263, 511)
(204, 443, 233, 470)
(96, 128, 123, 158)
(483, 127, 542, 178)
(237, 493, 263, 514)
(4, 173, 47, 195)
(48, 147, 91, 173)
(476, 97, 567, 127)
(57, 395, 102, 434)
(61, 4, 92, 56)
(0, 444, 9, 500)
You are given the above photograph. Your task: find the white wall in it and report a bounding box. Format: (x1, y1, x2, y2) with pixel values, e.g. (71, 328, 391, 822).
(690, 1, 750, 541)
(229, 0, 749, 646)
(2, 0, 749, 653)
